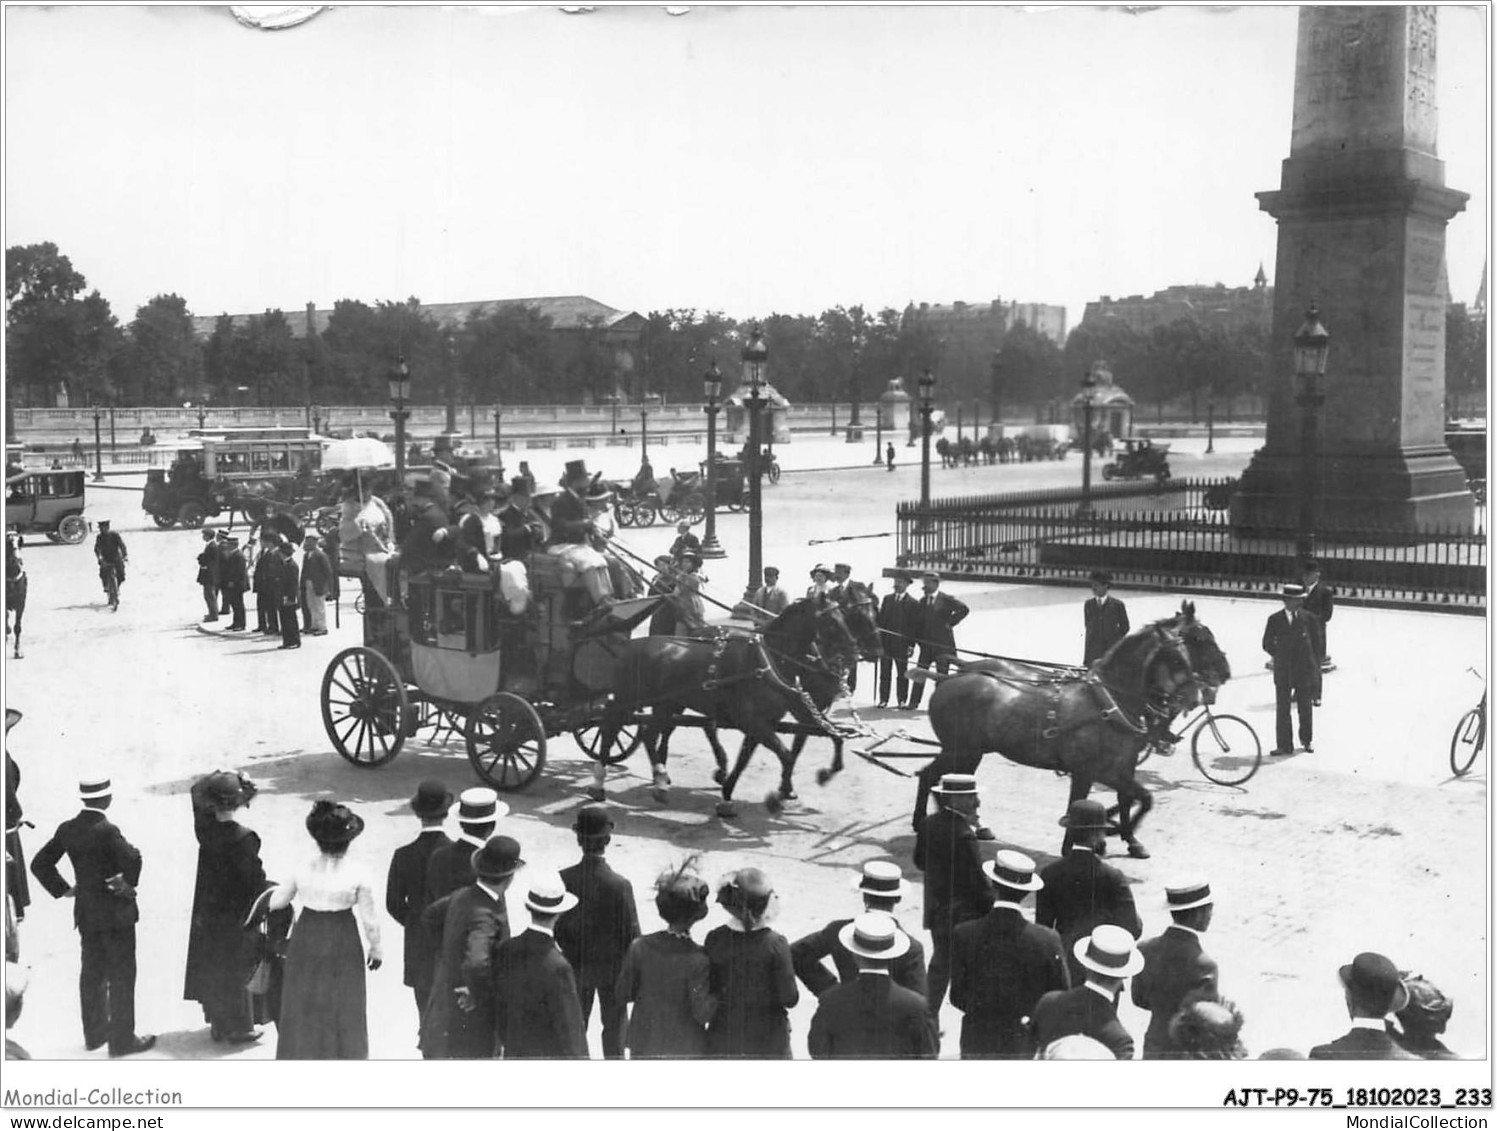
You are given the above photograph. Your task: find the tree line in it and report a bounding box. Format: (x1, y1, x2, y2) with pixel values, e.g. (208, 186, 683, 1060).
(6, 241, 1486, 419)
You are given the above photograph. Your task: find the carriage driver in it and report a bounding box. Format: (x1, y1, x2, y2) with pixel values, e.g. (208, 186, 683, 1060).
(545, 461, 617, 608)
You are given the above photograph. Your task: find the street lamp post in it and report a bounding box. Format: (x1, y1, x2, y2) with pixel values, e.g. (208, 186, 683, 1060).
(741, 326, 768, 595)
(918, 368, 935, 510)
(389, 355, 412, 521)
(700, 361, 726, 559)
(990, 352, 1004, 430)
(492, 404, 505, 480)
(1205, 396, 1216, 454)
(1079, 367, 1098, 518)
(92, 407, 104, 483)
(873, 406, 884, 464)
(108, 407, 116, 451)
(444, 332, 459, 438)
(1293, 303, 1330, 558)
(640, 408, 649, 462)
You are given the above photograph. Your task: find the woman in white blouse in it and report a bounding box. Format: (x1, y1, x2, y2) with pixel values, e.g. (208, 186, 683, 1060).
(269, 800, 382, 1059)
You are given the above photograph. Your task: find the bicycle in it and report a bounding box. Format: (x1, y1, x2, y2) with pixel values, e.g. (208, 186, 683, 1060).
(1137, 701, 1262, 786)
(99, 560, 122, 611)
(1450, 680, 1485, 777)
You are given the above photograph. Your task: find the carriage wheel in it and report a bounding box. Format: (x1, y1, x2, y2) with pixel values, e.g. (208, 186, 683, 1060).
(573, 722, 643, 765)
(1190, 713, 1261, 786)
(151, 513, 177, 529)
(680, 494, 707, 526)
(658, 501, 684, 524)
(466, 692, 548, 791)
(725, 497, 745, 513)
(321, 646, 409, 767)
(1449, 706, 1485, 777)
(57, 515, 88, 545)
(177, 500, 207, 528)
(767, 460, 781, 484)
(614, 501, 636, 528)
(1102, 465, 1117, 481)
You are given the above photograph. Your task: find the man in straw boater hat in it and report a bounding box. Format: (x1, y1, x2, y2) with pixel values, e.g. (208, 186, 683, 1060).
(792, 859, 927, 1000)
(1028, 923, 1145, 1060)
(807, 912, 938, 1059)
(419, 834, 525, 1060)
(1309, 952, 1420, 1060)
(1262, 580, 1324, 756)
(423, 787, 508, 906)
(1130, 875, 1220, 1059)
(29, 774, 154, 1056)
(913, 772, 993, 1022)
(545, 459, 617, 610)
(384, 779, 455, 1032)
(1036, 798, 1142, 986)
(949, 849, 1070, 1059)
(492, 870, 588, 1058)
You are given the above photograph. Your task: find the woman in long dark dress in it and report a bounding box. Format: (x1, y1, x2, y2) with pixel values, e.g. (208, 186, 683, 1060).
(269, 801, 382, 1059)
(183, 771, 266, 1043)
(615, 858, 716, 1058)
(703, 868, 798, 1058)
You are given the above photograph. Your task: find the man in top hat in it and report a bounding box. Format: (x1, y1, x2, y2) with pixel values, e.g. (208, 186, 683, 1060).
(274, 538, 302, 650)
(423, 787, 507, 906)
(1082, 570, 1130, 666)
(913, 772, 993, 1020)
(1037, 799, 1142, 986)
(668, 520, 701, 566)
(792, 860, 928, 1001)
(30, 775, 154, 1056)
(1301, 558, 1336, 671)
(545, 460, 616, 608)
(1130, 877, 1220, 1058)
(750, 565, 790, 619)
(196, 528, 222, 622)
(218, 534, 249, 630)
(555, 805, 640, 1059)
(1309, 952, 1419, 1060)
(876, 572, 920, 708)
(1028, 924, 1144, 1060)
(806, 563, 832, 600)
(493, 871, 588, 1058)
(906, 571, 969, 710)
(1262, 582, 1325, 755)
(493, 476, 541, 616)
(949, 850, 1070, 1059)
(419, 834, 525, 1059)
(384, 779, 455, 1028)
(398, 477, 457, 577)
(807, 912, 938, 1059)
(300, 534, 333, 636)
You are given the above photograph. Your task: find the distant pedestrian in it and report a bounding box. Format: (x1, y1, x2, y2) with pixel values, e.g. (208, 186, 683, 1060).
(875, 572, 919, 708)
(615, 858, 717, 1058)
(750, 565, 791, 619)
(913, 773, 993, 1020)
(269, 800, 382, 1060)
(1036, 799, 1142, 986)
(791, 859, 927, 1001)
(555, 805, 640, 1060)
(423, 788, 506, 906)
(905, 571, 968, 710)
(1168, 996, 1247, 1060)
(253, 534, 279, 635)
(886, 442, 895, 470)
(196, 530, 221, 623)
(276, 540, 301, 650)
(807, 912, 938, 1059)
(1389, 973, 1457, 1060)
(301, 535, 332, 636)
(1301, 558, 1336, 670)
(704, 868, 798, 1058)
(29, 774, 154, 1056)
(1028, 924, 1145, 1060)
(1082, 570, 1130, 666)
(218, 536, 248, 631)
(493, 871, 588, 1059)
(70, 438, 84, 464)
(1263, 582, 1324, 755)
(1309, 952, 1419, 1060)
(1131, 877, 1219, 1058)
(949, 850, 1070, 1059)
(384, 780, 454, 1028)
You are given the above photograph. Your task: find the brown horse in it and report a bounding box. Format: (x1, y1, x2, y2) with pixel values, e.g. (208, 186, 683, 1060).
(597, 597, 865, 816)
(914, 601, 1230, 858)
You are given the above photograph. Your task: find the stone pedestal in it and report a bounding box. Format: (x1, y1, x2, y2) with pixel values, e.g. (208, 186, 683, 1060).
(1231, 6, 1473, 537)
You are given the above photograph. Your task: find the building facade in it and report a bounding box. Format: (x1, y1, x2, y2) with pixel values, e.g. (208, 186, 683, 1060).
(1080, 267, 1273, 333)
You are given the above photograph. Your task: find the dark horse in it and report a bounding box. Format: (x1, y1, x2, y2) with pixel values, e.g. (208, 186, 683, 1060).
(596, 595, 870, 816)
(913, 602, 1230, 859)
(5, 531, 26, 659)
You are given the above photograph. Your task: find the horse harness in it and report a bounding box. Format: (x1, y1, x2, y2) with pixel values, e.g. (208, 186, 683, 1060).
(693, 618, 848, 743)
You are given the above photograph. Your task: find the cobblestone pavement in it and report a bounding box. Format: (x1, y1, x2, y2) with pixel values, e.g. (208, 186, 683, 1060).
(2, 441, 1484, 1072)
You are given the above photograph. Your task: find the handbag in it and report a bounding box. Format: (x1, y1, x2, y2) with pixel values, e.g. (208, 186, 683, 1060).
(244, 956, 272, 995)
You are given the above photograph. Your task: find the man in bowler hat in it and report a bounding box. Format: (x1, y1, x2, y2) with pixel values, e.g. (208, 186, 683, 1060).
(1029, 925, 1144, 1059)
(384, 780, 455, 1028)
(1263, 582, 1324, 755)
(949, 850, 1070, 1058)
(555, 805, 640, 1059)
(1130, 877, 1220, 1058)
(905, 571, 968, 710)
(1310, 952, 1420, 1060)
(1082, 570, 1130, 666)
(30, 775, 154, 1056)
(493, 872, 588, 1058)
(792, 860, 927, 1000)
(913, 773, 993, 1019)
(1037, 799, 1141, 986)
(807, 913, 938, 1059)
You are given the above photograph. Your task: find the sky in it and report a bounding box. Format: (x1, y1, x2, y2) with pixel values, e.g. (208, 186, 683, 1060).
(3, 3, 1490, 335)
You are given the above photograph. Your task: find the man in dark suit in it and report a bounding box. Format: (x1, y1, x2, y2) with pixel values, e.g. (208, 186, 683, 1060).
(29, 775, 154, 1056)
(807, 913, 938, 1059)
(1263, 582, 1325, 755)
(1029, 924, 1143, 1059)
(555, 805, 639, 1060)
(218, 535, 249, 631)
(792, 860, 928, 1001)
(419, 835, 522, 1060)
(384, 780, 455, 1029)
(1037, 799, 1142, 986)
(950, 850, 1070, 1058)
(906, 571, 969, 710)
(274, 540, 301, 650)
(196, 529, 221, 622)
(423, 788, 505, 906)
(493, 872, 588, 1058)
(1301, 558, 1336, 671)
(1082, 570, 1130, 666)
(913, 773, 992, 1019)
(1131, 876, 1220, 1058)
(1310, 952, 1420, 1060)
(876, 573, 920, 708)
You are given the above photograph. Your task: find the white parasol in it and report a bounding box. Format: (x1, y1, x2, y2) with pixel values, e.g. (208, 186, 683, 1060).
(321, 436, 396, 471)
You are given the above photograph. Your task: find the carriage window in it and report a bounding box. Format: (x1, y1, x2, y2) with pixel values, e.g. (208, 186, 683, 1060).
(271, 450, 289, 471)
(6, 481, 27, 503)
(251, 450, 271, 472)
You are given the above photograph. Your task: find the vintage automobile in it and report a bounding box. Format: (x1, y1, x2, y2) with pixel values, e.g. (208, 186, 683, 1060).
(1102, 437, 1172, 483)
(5, 468, 90, 544)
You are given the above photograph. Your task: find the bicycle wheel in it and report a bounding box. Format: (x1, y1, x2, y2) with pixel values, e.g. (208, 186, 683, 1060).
(1450, 706, 1485, 777)
(1191, 713, 1261, 786)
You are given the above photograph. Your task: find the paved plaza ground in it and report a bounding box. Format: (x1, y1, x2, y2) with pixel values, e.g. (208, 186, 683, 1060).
(2, 433, 1486, 1074)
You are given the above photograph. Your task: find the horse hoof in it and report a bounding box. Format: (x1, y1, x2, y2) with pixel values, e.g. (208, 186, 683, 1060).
(815, 768, 832, 786)
(712, 769, 725, 785)
(762, 791, 784, 815)
(716, 801, 738, 819)
(651, 787, 669, 805)
(585, 786, 606, 803)
(1127, 841, 1151, 859)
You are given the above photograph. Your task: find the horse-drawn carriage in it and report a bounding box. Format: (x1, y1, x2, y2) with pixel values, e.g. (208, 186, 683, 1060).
(612, 470, 707, 528)
(1102, 437, 1172, 482)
